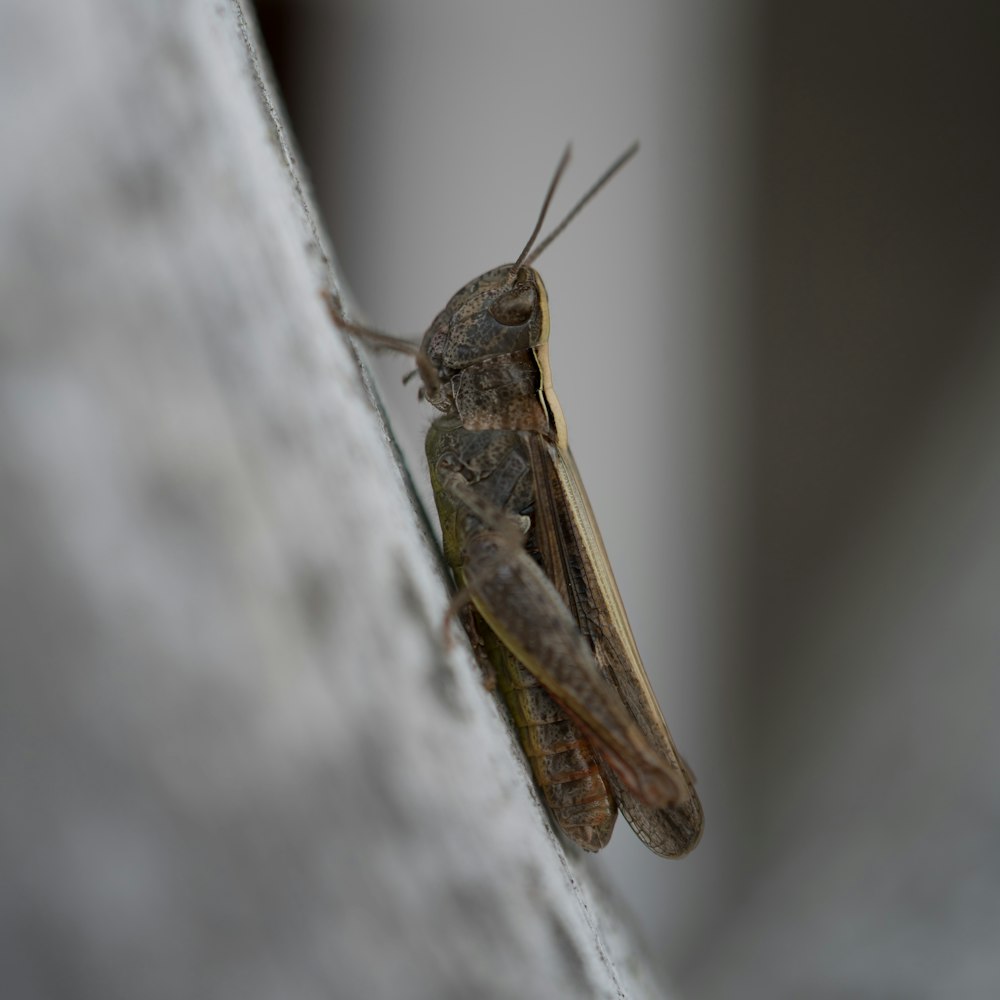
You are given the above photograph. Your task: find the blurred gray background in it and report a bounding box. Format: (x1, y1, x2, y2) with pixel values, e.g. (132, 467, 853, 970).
(257, 1, 1000, 995)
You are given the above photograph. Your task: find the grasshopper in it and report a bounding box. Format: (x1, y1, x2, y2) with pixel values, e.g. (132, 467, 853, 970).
(327, 145, 702, 857)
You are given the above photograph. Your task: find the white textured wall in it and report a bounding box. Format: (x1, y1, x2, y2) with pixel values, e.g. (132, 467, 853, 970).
(0, 2, 684, 996)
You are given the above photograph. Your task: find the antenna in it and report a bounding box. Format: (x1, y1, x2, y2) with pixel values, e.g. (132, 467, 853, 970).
(510, 144, 572, 274)
(525, 141, 639, 267)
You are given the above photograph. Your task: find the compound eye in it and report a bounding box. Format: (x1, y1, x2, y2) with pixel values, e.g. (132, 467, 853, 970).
(489, 285, 537, 326)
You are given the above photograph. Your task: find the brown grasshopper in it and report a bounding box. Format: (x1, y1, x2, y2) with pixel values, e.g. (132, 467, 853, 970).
(327, 145, 702, 856)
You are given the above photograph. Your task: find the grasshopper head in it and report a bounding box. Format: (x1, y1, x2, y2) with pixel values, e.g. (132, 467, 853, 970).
(418, 264, 549, 413)
(411, 142, 637, 417)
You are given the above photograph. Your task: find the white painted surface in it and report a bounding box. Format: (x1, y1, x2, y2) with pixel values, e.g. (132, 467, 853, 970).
(0, 3, 677, 996)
